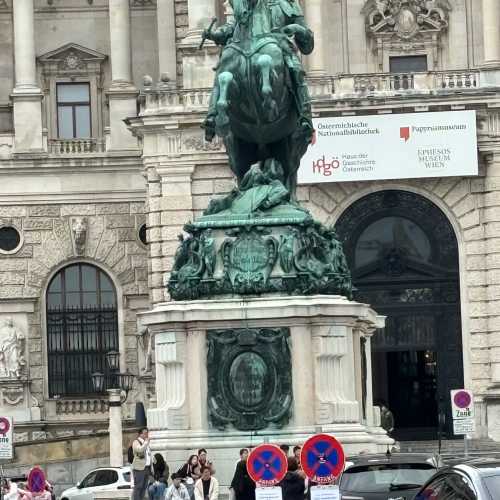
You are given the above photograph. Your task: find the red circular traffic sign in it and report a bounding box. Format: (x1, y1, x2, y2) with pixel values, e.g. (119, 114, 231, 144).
(28, 467, 46, 493)
(300, 434, 345, 484)
(454, 390, 472, 409)
(0, 417, 10, 436)
(247, 444, 288, 486)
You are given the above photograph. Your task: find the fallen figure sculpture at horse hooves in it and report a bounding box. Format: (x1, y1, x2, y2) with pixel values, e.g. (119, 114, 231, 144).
(202, 0, 315, 197)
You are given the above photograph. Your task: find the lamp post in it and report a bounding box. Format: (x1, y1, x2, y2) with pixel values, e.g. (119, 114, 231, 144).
(91, 351, 135, 467)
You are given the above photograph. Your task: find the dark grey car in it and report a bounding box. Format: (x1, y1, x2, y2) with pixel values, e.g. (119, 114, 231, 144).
(339, 453, 439, 500)
(413, 458, 500, 500)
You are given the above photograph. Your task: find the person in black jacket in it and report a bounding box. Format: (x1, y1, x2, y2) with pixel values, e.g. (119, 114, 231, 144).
(280, 457, 305, 500)
(230, 454, 255, 500)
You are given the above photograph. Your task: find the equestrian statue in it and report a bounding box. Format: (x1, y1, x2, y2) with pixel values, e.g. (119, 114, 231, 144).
(168, 0, 353, 301)
(202, 0, 314, 195)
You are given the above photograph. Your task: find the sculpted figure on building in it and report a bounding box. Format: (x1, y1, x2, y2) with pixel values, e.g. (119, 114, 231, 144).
(0, 317, 26, 379)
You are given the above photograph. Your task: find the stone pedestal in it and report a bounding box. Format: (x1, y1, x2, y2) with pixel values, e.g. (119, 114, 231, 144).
(140, 295, 390, 487)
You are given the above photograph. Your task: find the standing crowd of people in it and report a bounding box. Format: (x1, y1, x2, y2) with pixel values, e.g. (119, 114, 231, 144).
(130, 428, 309, 500)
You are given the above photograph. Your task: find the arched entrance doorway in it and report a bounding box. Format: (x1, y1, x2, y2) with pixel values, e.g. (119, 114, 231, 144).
(335, 190, 464, 440)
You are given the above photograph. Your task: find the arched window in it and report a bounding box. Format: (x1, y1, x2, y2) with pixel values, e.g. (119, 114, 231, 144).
(46, 263, 119, 398)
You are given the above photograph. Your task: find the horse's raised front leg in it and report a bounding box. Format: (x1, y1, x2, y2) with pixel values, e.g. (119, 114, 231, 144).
(215, 71, 233, 137)
(256, 54, 278, 122)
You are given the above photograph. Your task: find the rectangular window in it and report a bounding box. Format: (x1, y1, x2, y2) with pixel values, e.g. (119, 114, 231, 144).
(56, 83, 91, 139)
(389, 55, 428, 73)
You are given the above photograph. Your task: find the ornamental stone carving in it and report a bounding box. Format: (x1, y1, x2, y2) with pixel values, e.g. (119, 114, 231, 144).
(0, 317, 26, 379)
(363, 0, 451, 39)
(362, 0, 452, 70)
(71, 217, 88, 256)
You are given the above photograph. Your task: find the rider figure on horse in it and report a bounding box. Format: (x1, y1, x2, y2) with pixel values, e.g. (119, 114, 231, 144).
(202, 0, 314, 142)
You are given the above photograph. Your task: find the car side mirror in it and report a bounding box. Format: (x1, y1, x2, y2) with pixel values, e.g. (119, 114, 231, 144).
(76, 482, 82, 489)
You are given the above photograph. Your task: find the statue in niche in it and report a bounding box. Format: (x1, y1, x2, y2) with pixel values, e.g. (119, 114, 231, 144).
(71, 217, 88, 256)
(137, 325, 153, 375)
(200, 229, 216, 278)
(0, 317, 26, 379)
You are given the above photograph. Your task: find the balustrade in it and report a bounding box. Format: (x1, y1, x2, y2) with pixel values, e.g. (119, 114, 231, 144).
(48, 138, 104, 154)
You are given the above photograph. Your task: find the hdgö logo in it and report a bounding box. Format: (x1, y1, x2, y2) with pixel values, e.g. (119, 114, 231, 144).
(400, 126, 410, 142)
(312, 155, 341, 176)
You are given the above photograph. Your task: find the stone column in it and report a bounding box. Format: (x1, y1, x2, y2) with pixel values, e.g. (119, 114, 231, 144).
(482, 0, 500, 65)
(186, 0, 217, 39)
(108, 389, 124, 467)
(107, 0, 139, 150)
(157, 0, 177, 85)
(305, 0, 325, 75)
(11, 0, 44, 152)
(290, 325, 315, 427)
(181, 0, 219, 88)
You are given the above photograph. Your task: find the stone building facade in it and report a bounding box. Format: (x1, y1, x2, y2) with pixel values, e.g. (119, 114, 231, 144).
(1, 0, 500, 492)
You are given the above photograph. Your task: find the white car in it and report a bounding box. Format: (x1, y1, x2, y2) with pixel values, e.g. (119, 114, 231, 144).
(60, 467, 131, 500)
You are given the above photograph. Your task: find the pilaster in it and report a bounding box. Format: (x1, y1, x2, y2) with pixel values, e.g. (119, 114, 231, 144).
(304, 0, 325, 76)
(482, 0, 500, 66)
(148, 331, 189, 429)
(157, 0, 177, 85)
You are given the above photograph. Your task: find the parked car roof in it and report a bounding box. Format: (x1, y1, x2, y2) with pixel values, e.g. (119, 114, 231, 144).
(345, 452, 439, 468)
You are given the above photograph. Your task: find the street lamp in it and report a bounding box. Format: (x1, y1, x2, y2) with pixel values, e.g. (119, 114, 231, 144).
(91, 350, 135, 468)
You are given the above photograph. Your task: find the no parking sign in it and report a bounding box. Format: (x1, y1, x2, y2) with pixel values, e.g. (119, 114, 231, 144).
(247, 444, 288, 487)
(300, 434, 345, 484)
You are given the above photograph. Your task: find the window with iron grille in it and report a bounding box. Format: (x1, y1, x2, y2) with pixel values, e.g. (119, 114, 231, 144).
(46, 263, 118, 398)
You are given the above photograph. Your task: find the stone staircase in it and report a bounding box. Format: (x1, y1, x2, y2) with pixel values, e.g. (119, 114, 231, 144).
(398, 438, 500, 461)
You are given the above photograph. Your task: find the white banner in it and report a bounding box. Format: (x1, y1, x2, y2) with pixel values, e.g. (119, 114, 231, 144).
(298, 110, 478, 184)
(255, 487, 282, 500)
(310, 485, 340, 500)
(453, 418, 475, 436)
(0, 416, 13, 460)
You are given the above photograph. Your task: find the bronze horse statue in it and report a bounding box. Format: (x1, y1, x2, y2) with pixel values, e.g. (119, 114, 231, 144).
(205, 0, 315, 196)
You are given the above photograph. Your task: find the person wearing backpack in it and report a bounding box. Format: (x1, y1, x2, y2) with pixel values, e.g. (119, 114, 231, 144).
(132, 428, 154, 500)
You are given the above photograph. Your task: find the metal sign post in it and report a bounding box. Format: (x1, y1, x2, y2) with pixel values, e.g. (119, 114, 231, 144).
(300, 433, 345, 500)
(451, 389, 475, 457)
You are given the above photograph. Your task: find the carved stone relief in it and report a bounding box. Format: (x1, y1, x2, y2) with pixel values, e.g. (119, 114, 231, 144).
(0, 317, 26, 379)
(71, 217, 88, 256)
(362, 0, 452, 70)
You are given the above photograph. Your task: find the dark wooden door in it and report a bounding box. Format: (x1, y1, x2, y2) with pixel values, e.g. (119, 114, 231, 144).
(336, 190, 464, 441)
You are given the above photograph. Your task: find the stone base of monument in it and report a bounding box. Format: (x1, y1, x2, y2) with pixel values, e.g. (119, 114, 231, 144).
(140, 295, 391, 488)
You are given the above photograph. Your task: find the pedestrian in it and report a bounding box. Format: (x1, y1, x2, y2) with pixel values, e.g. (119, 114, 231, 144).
(132, 428, 153, 500)
(230, 451, 255, 500)
(2, 479, 18, 500)
(279, 444, 290, 456)
(166, 473, 190, 500)
(152, 453, 170, 482)
(293, 446, 302, 467)
(280, 457, 305, 500)
(197, 449, 214, 472)
(148, 477, 167, 500)
(177, 454, 201, 500)
(194, 466, 219, 500)
(379, 401, 395, 436)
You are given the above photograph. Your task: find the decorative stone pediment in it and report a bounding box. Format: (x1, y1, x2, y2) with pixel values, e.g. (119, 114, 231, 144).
(363, 0, 451, 39)
(38, 43, 107, 76)
(362, 0, 452, 70)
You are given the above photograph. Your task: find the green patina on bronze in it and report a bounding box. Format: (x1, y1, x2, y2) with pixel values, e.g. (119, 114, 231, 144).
(207, 328, 292, 431)
(168, 0, 353, 300)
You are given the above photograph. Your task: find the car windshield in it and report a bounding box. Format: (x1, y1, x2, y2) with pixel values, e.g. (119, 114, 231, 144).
(340, 463, 436, 493)
(483, 475, 500, 497)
